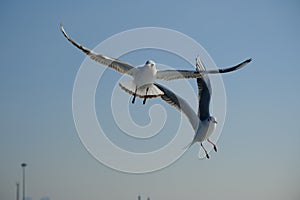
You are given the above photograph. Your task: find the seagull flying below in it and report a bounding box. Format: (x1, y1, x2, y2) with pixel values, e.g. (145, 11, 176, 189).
(60, 23, 252, 104)
(155, 57, 250, 159)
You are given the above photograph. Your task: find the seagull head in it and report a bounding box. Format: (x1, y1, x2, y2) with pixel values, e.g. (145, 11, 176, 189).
(145, 60, 156, 68)
(208, 116, 217, 124)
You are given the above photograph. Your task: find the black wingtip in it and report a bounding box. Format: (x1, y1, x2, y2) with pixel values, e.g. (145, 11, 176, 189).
(59, 22, 67, 38)
(245, 58, 252, 63)
(237, 58, 252, 70)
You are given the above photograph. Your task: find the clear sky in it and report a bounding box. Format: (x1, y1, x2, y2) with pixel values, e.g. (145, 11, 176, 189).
(1, 0, 300, 200)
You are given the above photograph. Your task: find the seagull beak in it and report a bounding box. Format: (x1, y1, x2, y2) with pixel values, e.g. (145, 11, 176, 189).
(214, 120, 218, 124)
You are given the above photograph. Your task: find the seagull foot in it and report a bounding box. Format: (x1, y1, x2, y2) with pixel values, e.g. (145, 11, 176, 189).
(143, 87, 149, 105)
(132, 96, 136, 104)
(201, 142, 210, 159)
(208, 139, 217, 152)
(132, 87, 137, 104)
(214, 145, 217, 152)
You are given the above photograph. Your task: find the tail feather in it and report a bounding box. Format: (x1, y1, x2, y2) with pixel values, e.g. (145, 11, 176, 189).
(119, 81, 164, 98)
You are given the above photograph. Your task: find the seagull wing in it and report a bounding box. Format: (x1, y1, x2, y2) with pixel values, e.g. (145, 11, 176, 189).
(195, 57, 212, 121)
(155, 58, 252, 81)
(60, 23, 137, 76)
(202, 58, 252, 74)
(154, 83, 199, 131)
(156, 70, 202, 80)
(197, 73, 212, 121)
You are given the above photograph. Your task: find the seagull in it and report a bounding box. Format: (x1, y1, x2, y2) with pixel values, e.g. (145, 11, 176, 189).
(155, 57, 249, 159)
(60, 23, 252, 104)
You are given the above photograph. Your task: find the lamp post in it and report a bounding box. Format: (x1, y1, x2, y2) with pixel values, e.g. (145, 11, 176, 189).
(16, 182, 20, 200)
(21, 163, 27, 200)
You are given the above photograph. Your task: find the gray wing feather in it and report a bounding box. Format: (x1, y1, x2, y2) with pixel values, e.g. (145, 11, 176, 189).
(60, 23, 137, 76)
(155, 83, 199, 131)
(156, 70, 202, 80)
(195, 57, 211, 121)
(155, 58, 251, 81)
(203, 58, 252, 74)
(197, 76, 211, 121)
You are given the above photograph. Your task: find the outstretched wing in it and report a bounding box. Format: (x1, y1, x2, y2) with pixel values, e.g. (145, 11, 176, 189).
(60, 23, 137, 76)
(195, 57, 211, 121)
(155, 83, 199, 131)
(155, 58, 252, 81)
(202, 58, 252, 74)
(156, 70, 202, 80)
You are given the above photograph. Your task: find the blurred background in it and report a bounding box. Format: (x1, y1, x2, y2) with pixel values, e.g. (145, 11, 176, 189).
(0, 0, 299, 200)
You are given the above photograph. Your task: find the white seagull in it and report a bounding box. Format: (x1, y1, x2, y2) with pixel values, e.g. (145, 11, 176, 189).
(155, 57, 248, 159)
(60, 23, 251, 104)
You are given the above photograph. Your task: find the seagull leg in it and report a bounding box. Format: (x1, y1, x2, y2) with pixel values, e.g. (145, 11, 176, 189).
(143, 87, 149, 105)
(132, 87, 137, 104)
(201, 143, 210, 159)
(207, 139, 217, 152)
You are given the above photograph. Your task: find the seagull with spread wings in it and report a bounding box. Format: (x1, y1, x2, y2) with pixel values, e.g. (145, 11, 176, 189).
(60, 23, 251, 104)
(155, 57, 248, 159)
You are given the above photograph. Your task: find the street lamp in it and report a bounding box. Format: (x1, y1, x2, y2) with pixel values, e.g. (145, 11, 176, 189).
(16, 182, 20, 200)
(21, 163, 27, 200)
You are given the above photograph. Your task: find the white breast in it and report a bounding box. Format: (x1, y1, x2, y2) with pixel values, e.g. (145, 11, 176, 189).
(206, 121, 217, 139)
(194, 120, 216, 142)
(134, 66, 157, 87)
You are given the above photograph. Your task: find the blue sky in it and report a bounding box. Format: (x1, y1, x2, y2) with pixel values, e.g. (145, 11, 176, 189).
(1, 0, 300, 200)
